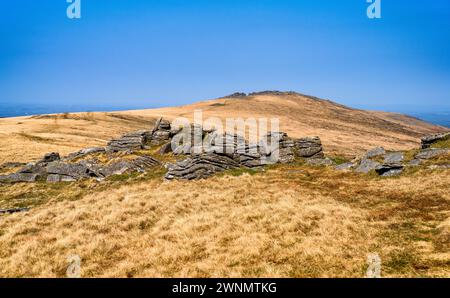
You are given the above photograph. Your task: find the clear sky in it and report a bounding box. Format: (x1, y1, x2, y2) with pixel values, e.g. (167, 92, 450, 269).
(1, 0, 449, 112)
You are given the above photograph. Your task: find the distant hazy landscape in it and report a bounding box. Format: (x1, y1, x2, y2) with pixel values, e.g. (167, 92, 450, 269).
(1, 102, 449, 128)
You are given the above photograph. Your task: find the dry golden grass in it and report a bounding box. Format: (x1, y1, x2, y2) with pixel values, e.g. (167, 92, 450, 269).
(0, 163, 448, 277)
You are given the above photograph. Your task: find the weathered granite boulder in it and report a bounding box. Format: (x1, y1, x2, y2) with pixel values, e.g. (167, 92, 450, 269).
(415, 148, 450, 160)
(335, 162, 356, 171)
(294, 137, 324, 159)
(421, 132, 450, 149)
(355, 158, 380, 173)
(106, 130, 151, 152)
(46, 174, 77, 183)
(384, 152, 404, 163)
(375, 163, 404, 177)
(150, 118, 173, 145)
(365, 147, 386, 159)
(0, 173, 40, 183)
(46, 161, 97, 180)
(65, 147, 105, 161)
(97, 156, 160, 177)
(165, 153, 239, 180)
(17, 163, 47, 176)
(306, 157, 334, 166)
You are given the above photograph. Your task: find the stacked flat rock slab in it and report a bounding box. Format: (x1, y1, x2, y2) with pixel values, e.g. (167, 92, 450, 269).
(165, 153, 239, 180)
(106, 130, 151, 152)
(294, 137, 325, 159)
(150, 118, 172, 146)
(421, 132, 450, 149)
(375, 152, 404, 176)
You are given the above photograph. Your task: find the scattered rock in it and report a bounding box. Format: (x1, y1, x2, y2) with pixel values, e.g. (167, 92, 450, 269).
(39, 152, 61, 163)
(384, 152, 404, 163)
(0, 173, 40, 183)
(355, 159, 380, 173)
(415, 148, 450, 160)
(335, 162, 355, 171)
(65, 147, 105, 161)
(365, 147, 386, 158)
(375, 163, 404, 177)
(306, 157, 334, 166)
(421, 132, 450, 149)
(46, 161, 96, 180)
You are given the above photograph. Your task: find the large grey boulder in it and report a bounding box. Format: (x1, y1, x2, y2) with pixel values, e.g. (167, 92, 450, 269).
(294, 137, 324, 158)
(421, 132, 450, 149)
(355, 159, 380, 173)
(384, 152, 404, 163)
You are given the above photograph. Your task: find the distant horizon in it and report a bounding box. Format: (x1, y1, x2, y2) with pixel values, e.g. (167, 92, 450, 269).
(1, 91, 449, 128)
(1, 1, 449, 111)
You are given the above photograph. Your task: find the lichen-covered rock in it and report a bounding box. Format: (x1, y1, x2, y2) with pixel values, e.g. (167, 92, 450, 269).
(46, 174, 77, 183)
(384, 152, 404, 163)
(0, 173, 40, 183)
(65, 147, 105, 161)
(335, 162, 356, 171)
(306, 157, 334, 166)
(98, 156, 160, 177)
(294, 137, 324, 158)
(46, 161, 97, 180)
(421, 132, 450, 149)
(365, 147, 386, 158)
(415, 148, 450, 160)
(355, 158, 380, 173)
(375, 163, 404, 177)
(150, 118, 173, 145)
(165, 153, 239, 180)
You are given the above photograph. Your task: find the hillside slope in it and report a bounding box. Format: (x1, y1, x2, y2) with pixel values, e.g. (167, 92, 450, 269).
(0, 91, 447, 163)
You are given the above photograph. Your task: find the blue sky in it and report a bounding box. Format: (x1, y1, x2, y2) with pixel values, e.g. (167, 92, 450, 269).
(1, 0, 449, 112)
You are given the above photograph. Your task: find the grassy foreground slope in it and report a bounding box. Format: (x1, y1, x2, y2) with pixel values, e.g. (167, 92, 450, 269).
(0, 149, 449, 277)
